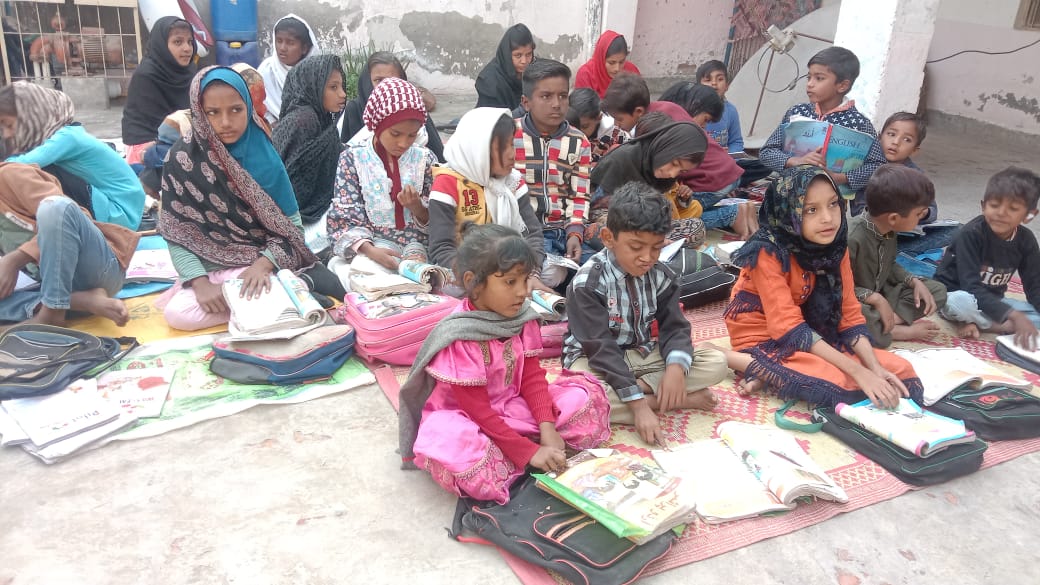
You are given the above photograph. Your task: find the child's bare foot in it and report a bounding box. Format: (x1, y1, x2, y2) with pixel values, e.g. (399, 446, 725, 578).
(736, 376, 766, 396)
(70, 288, 129, 326)
(26, 305, 67, 326)
(892, 320, 941, 341)
(956, 322, 980, 339)
(733, 203, 753, 240)
(683, 388, 718, 411)
(743, 202, 759, 239)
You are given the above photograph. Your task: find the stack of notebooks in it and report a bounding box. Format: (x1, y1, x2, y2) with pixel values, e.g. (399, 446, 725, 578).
(0, 367, 176, 463)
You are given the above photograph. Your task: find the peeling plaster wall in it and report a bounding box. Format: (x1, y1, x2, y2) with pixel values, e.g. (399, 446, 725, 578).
(255, 0, 587, 92)
(630, 0, 732, 80)
(926, 0, 1040, 135)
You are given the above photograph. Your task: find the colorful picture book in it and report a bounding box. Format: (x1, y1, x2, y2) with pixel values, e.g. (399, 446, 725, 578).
(891, 347, 1030, 405)
(533, 452, 696, 544)
(348, 255, 452, 300)
(835, 398, 976, 457)
(68, 367, 177, 419)
(222, 269, 328, 340)
(124, 248, 178, 283)
(652, 421, 847, 524)
(781, 116, 875, 196)
(530, 290, 567, 321)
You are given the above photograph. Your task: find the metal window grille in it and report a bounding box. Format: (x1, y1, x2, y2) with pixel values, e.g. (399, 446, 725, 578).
(1017, 0, 1040, 30)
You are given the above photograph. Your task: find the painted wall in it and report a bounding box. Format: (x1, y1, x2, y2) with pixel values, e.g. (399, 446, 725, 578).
(630, 0, 733, 79)
(926, 0, 1040, 135)
(250, 0, 734, 92)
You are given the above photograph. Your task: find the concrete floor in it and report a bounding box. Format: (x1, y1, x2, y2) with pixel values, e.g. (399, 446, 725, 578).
(3, 97, 1040, 585)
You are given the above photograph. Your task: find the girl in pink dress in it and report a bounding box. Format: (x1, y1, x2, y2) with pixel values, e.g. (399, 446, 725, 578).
(398, 224, 611, 504)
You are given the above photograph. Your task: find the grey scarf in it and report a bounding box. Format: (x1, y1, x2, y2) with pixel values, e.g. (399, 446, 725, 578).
(398, 304, 539, 468)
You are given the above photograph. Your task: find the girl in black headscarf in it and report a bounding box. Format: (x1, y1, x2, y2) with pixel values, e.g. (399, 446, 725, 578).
(121, 16, 197, 164)
(474, 24, 535, 110)
(340, 51, 444, 162)
(589, 121, 708, 246)
(273, 54, 346, 249)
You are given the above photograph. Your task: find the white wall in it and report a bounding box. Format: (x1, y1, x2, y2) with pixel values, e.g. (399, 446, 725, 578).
(630, 0, 733, 79)
(255, 0, 735, 92)
(926, 0, 1040, 135)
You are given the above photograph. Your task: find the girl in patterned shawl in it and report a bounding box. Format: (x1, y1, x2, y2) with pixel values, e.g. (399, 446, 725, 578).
(326, 77, 436, 271)
(720, 165, 922, 408)
(158, 66, 343, 331)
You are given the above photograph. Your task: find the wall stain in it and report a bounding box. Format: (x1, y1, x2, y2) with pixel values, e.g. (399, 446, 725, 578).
(977, 91, 1040, 123)
(399, 11, 581, 78)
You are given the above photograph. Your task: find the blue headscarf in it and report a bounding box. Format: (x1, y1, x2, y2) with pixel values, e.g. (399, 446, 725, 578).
(199, 67, 299, 216)
(159, 66, 316, 272)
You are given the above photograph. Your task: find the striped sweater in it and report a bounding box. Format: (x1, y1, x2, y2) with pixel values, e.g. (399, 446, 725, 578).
(513, 115, 592, 237)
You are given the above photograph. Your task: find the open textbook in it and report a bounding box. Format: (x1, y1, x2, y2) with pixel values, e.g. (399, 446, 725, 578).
(348, 255, 452, 300)
(124, 248, 178, 283)
(530, 290, 567, 321)
(892, 347, 1030, 405)
(652, 421, 847, 524)
(782, 116, 874, 196)
(835, 398, 976, 457)
(222, 269, 327, 340)
(533, 451, 696, 544)
(0, 387, 123, 449)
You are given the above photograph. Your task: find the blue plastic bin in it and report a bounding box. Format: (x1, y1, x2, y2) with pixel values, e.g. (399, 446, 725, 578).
(215, 41, 260, 68)
(211, 0, 258, 42)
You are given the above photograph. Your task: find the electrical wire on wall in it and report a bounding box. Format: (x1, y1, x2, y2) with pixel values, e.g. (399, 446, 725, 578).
(927, 37, 1040, 64)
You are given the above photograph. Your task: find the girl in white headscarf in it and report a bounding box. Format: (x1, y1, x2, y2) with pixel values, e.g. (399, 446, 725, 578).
(257, 13, 320, 124)
(427, 108, 547, 290)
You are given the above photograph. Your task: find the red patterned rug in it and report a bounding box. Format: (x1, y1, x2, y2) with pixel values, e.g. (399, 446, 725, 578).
(372, 287, 1040, 584)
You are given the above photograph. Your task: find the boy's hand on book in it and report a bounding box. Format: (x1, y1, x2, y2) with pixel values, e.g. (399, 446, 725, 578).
(190, 277, 228, 314)
(868, 293, 896, 334)
(530, 445, 567, 474)
(631, 399, 664, 446)
(1008, 311, 1039, 351)
(565, 235, 582, 262)
(239, 257, 275, 299)
(788, 148, 825, 168)
(527, 274, 554, 294)
(657, 365, 686, 413)
(911, 280, 937, 315)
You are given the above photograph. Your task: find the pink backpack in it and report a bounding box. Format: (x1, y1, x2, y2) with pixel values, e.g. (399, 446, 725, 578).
(341, 293, 460, 366)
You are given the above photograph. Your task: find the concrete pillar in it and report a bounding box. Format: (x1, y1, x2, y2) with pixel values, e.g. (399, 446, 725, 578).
(584, 0, 639, 59)
(833, 0, 940, 123)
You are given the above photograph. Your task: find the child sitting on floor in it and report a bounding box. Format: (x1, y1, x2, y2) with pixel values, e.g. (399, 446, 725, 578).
(564, 183, 728, 446)
(0, 163, 137, 326)
(514, 59, 593, 264)
(936, 166, 1040, 350)
(696, 60, 744, 154)
(879, 111, 936, 224)
(428, 107, 547, 291)
(601, 72, 650, 134)
(848, 164, 947, 347)
(1, 82, 145, 231)
(566, 88, 627, 164)
(758, 47, 886, 218)
(720, 166, 923, 408)
(398, 223, 611, 504)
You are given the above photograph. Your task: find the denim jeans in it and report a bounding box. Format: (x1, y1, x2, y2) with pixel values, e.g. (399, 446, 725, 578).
(0, 197, 124, 322)
(940, 289, 1040, 330)
(543, 227, 595, 265)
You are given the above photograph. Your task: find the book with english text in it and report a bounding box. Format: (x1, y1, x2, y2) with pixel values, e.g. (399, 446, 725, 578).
(835, 398, 976, 457)
(891, 347, 1030, 405)
(781, 116, 874, 196)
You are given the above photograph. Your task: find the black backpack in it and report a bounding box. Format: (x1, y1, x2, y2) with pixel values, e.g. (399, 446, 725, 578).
(450, 476, 675, 585)
(0, 325, 138, 400)
(666, 248, 736, 308)
(927, 385, 1040, 441)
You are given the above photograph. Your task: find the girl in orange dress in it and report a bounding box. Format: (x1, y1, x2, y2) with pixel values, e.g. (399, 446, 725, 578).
(721, 166, 923, 408)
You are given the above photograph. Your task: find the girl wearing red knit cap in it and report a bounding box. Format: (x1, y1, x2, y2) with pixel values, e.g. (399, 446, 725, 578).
(327, 77, 436, 271)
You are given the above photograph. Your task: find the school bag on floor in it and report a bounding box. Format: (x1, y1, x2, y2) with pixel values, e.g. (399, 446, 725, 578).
(210, 325, 356, 385)
(666, 248, 736, 308)
(0, 324, 138, 400)
(451, 476, 674, 585)
(927, 386, 1040, 441)
(538, 321, 568, 358)
(341, 292, 459, 366)
(812, 406, 987, 486)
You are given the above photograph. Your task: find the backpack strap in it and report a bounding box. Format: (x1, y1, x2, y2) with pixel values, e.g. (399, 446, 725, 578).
(774, 399, 824, 433)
